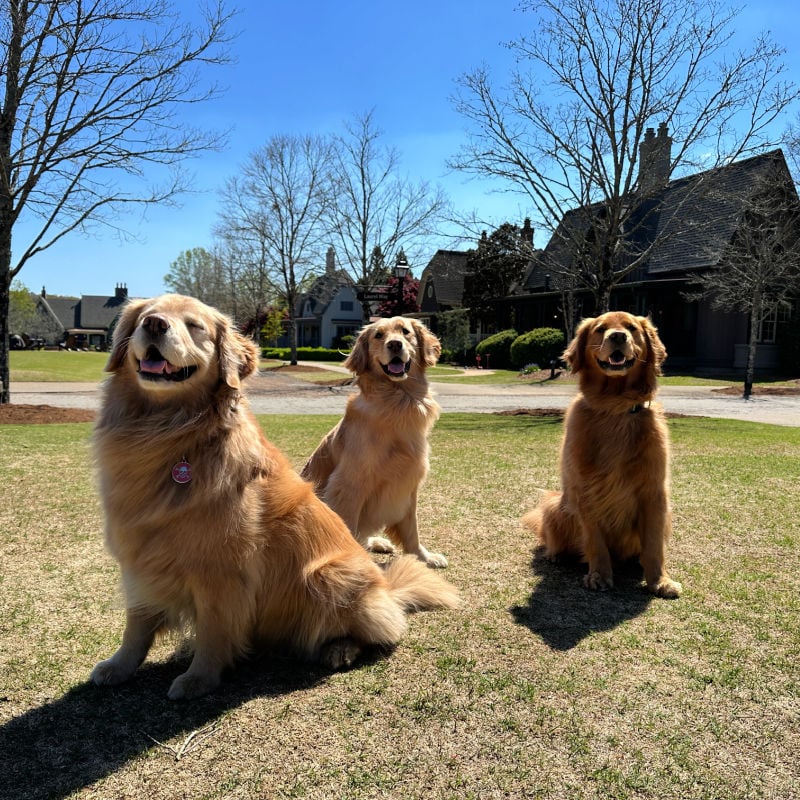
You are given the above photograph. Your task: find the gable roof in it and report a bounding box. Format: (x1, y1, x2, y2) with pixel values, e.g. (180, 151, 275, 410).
(35, 287, 132, 331)
(418, 250, 471, 308)
(523, 148, 794, 291)
(77, 294, 130, 329)
(296, 269, 354, 317)
(37, 294, 79, 328)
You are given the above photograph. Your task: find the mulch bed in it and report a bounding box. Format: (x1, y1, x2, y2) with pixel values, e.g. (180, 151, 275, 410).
(0, 404, 96, 425)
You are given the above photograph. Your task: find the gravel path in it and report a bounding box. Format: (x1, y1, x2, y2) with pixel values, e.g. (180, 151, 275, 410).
(9, 373, 800, 427)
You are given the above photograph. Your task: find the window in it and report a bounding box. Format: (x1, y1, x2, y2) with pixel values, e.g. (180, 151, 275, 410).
(758, 305, 791, 344)
(340, 300, 353, 311)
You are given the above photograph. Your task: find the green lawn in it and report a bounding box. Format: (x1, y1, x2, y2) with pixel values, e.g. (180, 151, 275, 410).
(17, 350, 790, 390)
(1, 414, 798, 799)
(9, 349, 110, 382)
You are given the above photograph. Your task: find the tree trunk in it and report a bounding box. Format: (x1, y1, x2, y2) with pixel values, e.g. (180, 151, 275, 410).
(744, 305, 760, 400)
(0, 268, 10, 405)
(288, 309, 299, 365)
(596, 285, 612, 314)
(0, 207, 12, 402)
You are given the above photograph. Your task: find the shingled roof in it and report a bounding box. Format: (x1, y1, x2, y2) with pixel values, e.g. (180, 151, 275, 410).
(418, 250, 471, 310)
(523, 148, 793, 291)
(295, 269, 354, 317)
(35, 285, 131, 332)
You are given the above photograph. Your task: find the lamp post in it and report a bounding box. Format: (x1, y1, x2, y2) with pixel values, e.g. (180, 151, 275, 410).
(393, 250, 409, 315)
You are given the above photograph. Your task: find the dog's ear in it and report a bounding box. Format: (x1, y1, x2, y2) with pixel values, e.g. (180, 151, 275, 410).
(638, 316, 666, 375)
(411, 320, 441, 368)
(343, 324, 371, 375)
(564, 317, 593, 373)
(217, 316, 259, 389)
(105, 299, 150, 372)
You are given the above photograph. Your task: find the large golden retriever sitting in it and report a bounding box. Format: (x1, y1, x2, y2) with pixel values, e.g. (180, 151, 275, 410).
(301, 317, 448, 568)
(91, 295, 458, 700)
(522, 311, 682, 598)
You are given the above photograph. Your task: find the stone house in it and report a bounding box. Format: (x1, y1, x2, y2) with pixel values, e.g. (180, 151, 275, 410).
(35, 284, 131, 349)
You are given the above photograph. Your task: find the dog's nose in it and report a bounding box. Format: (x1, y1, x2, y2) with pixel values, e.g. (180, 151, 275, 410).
(141, 314, 170, 336)
(387, 339, 403, 354)
(608, 330, 627, 345)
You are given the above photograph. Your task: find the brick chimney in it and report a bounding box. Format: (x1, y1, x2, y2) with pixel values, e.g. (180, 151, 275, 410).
(638, 122, 672, 196)
(325, 246, 336, 275)
(521, 217, 534, 246)
(115, 283, 128, 299)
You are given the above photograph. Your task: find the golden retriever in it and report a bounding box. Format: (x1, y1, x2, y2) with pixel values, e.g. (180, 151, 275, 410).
(90, 295, 458, 700)
(301, 317, 448, 568)
(522, 311, 682, 598)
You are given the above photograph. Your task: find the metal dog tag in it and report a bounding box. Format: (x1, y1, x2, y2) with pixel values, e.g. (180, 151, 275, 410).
(171, 460, 193, 484)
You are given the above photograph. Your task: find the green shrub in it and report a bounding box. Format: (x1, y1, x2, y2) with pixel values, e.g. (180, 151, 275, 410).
(475, 329, 518, 369)
(261, 347, 347, 362)
(510, 327, 565, 369)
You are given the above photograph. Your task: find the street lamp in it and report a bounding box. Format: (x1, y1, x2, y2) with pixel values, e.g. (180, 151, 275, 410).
(394, 250, 409, 315)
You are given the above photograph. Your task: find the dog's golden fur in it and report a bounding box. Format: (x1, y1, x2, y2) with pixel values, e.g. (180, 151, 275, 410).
(523, 311, 682, 598)
(91, 295, 458, 700)
(301, 317, 448, 567)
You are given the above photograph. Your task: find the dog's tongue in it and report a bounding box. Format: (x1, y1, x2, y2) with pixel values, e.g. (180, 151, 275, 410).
(387, 360, 406, 375)
(140, 359, 178, 374)
(609, 351, 626, 366)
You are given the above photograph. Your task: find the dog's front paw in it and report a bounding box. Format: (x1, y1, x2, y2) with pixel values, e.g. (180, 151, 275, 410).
(320, 637, 362, 670)
(167, 672, 220, 701)
(650, 577, 682, 598)
(366, 536, 396, 554)
(91, 656, 137, 687)
(584, 571, 613, 591)
(418, 547, 448, 569)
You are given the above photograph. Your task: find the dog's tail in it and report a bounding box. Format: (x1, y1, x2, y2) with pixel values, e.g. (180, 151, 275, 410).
(384, 556, 460, 612)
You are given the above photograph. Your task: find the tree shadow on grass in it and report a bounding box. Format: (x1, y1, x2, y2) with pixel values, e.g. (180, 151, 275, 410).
(0, 646, 386, 800)
(510, 547, 654, 650)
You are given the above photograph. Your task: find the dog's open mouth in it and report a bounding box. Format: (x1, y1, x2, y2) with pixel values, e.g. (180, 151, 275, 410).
(381, 357, 411, 378)
(138, 348, 197, 383)
(598, 350, 635, 372)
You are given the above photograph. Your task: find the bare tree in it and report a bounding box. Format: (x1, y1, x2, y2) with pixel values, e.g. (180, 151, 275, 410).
(685, 169, 800, 398)
(0, 0, 233, 402)
(217, 135, 333, 364)
(211, 231, 277, 334)
(328, 110, 451, 318)
(164, 247, 233, 313)
(451, 0, 799, 313)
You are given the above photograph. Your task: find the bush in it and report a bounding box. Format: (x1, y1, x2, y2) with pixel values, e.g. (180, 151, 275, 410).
(510, 327, 565, 369)
(261, 347, 347, 362)
(475, 329, 518, 369)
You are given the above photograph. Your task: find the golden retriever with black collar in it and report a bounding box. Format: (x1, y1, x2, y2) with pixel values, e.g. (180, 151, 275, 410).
(523, 311, 682, 598)
(301, 317, 448, 568)
(91, 295, 458, 700)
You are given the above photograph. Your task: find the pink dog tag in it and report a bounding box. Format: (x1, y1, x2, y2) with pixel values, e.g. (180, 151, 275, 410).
(171, 460, 192, 484)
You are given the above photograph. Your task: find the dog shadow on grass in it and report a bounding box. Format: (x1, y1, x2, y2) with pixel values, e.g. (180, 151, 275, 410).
(510, 547, 654, 650)
(0, 647, 384, 800)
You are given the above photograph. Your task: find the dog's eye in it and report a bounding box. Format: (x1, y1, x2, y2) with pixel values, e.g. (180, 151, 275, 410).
(595, 325, 606, 334)
(626, 323, 637, 333)
(402, 327, 411, 336)
(186, 319, 205, 331)
(374, 332, 384, 340)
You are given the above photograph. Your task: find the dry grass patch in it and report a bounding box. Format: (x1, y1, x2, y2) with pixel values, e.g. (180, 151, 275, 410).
(0, 415, 798, 799)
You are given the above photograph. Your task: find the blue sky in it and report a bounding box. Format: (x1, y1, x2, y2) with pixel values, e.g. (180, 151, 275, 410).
(14, 0, 800, 300)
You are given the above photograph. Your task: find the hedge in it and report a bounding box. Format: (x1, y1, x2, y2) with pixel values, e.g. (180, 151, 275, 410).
(510, 327, 565, 369)
(261, 347, 347, 362)
(475, 329, 518, 369)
